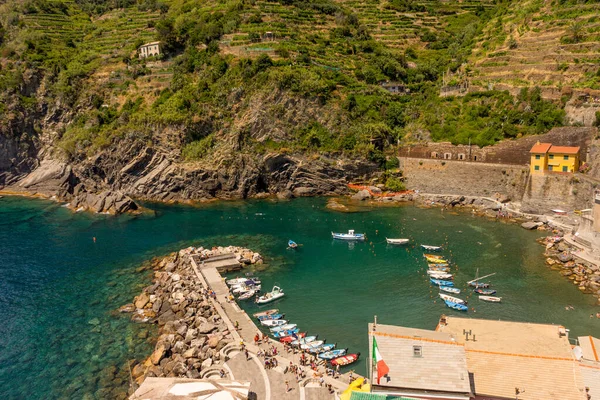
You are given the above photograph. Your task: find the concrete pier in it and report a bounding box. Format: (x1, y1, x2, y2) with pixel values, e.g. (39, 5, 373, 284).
(189, 256, 363, 399)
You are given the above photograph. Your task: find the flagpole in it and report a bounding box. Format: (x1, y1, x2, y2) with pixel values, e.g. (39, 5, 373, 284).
(371, 315, 377, 386)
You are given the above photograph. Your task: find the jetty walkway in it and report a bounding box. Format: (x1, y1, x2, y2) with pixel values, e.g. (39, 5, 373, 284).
(190, 256, 361, 399)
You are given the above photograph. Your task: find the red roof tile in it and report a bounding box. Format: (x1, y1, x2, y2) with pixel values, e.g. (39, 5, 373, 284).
(549, 146, 580, 154)
(530, 142, 552, 153)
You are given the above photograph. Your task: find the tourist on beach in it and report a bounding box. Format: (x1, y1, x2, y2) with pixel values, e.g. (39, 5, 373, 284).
(219, 369, 226, 378)
(285, 380, 290, 392)
(235, 321, 240, 330)
(245, 348, 250, 360)
(254, 333, 260, 345)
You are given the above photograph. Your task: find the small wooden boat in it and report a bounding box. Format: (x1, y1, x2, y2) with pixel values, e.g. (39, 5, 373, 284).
(428, 263, 450, 270)
(300, 340, 324, 350)
(308, 343, 336, 354)
(253, 309, 278, 318)
(440, 286, 461, 294)
(280, 332, 306, 343)
(332, 230, 366, 241)
(291, 335, 318, 346)
(445, 300, 468, 311)
(270, 323, 297, 332)
(257, 313, 285, 321)
(424, 253, 444, 259)
(427, 271, 453, 280)
(288, 240, 298, 249)
(430, 278, 454, 287)
(479, 295, 502, 303)
(237, 290, 256, 300)
(273, 328, 300, 339)
(469, 282, 490, 289)
(255, 286, 285, 304)
(421, 244, 442, 251)
(330, 353, 360, 367)
(439, 293, 466, 304)
(426, 257, 449, 264)
(261, 319, 288, 327)
(318, 348, 347, 360)
(473, 288, 496, 295)
(386, 238, 409, 245)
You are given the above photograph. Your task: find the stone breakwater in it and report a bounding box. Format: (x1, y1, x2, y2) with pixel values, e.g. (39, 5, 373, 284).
(540, 235, 600, 305)
(118, 245, 263, 392)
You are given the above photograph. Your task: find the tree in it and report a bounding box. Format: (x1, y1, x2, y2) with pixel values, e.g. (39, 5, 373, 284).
(568, 21, 584, 43)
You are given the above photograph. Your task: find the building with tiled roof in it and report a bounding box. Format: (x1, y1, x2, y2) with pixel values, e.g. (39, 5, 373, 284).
(530, 141, 580, 174)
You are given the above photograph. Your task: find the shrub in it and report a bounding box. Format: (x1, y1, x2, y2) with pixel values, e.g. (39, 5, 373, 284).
(182, 134, 215, 160)
(385, 176, 405, 191)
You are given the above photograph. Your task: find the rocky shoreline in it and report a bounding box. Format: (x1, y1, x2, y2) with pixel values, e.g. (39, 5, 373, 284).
(118, 245, 263, 394)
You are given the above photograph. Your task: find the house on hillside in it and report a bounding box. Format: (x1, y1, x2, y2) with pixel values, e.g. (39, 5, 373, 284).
(379, 81, 409, 95)
(138, 41, 161, 59)
(530, 141, 580, 174)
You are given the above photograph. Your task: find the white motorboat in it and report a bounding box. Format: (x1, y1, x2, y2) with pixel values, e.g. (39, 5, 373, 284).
(255, 286, 285, 304)
(270, 323, 297, 333)
(421, 244, 442, 251)
(439, 293, 466, 304)
(386, 238, 409, 245)
(332, 230, 366, 241)
(232, 284, 261, 295)
(237, 290, 256, 300)
(479, 295, 502, 303)
(261, 319, 288, 327)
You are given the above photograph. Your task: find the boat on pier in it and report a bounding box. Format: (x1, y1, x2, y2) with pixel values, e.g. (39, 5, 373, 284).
(332, 230, 366, 241)
(330, 353, 360, 366)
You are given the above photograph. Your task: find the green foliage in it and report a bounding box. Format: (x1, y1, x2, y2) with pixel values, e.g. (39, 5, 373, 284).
(385, 176, 406, 192)
(182, 134, 216, 161)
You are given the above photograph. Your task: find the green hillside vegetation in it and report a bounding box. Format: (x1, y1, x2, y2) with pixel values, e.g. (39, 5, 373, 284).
(0, 0, 588, 168)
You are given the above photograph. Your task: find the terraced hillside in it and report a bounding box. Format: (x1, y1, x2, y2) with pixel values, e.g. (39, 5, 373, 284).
(470, 0, 600, 95)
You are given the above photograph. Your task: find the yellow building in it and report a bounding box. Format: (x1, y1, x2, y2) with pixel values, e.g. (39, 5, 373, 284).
(529, 142, 580, 174)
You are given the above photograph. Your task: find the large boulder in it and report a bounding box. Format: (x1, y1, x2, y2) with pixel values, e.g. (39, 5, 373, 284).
(521, 221, 541, 230)
(197, 322, 217, 334)
(150, 343, 168, 365)
(135, 293, 150, 309)
(351, 189, 371, 201)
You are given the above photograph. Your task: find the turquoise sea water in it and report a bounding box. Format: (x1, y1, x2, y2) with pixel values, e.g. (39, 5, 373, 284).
(1, 196, 599, 399)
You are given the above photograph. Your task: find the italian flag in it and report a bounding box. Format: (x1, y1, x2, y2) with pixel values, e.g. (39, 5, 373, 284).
(372, 336, 390, 384)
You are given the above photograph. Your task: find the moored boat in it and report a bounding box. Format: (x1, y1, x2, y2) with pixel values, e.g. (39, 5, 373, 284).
(237, 290, 256, 300)
(469, 282, 491, 289)
(255, 286, 285, 304)
(300, 340, 324, 350)
(428, 264, 450, 270)
(308, 343, 336, 354)
(232, 284, 261, 294)
(444, 300, 468, 311)
(426, 257, 449, 264)
(280, 332, 306, 343)
(291, 335, 318, 346)
(257, 313, 285, 321)
(421, 244, 442, 251)
(270, 323, 297, 332)
(288, 240, 298, 249)
(423, 253, 444, 259)
(479, 295, 502, 303)
(273, 328, 300, 339)
(332, 230, 366, 241)
(439, 293, 466, 304)
(473, 288, 496, 295)
(261, 319, 288, 327)
(386, 238, 410, 245)
(440, 286, 461, 294)
(227, 277, 260, 286)
(330, 353, 360, 366)
(430, 278, 454, 287)
(427, 271, 453, 280)
(318, 348, 347, 360)
(253, 309, 278, 318)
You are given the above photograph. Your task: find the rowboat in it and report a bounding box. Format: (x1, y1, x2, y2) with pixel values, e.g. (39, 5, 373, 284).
(473, 288, 496, 295)
(469, 282, 490, 289)
(427, 269, 451, 275)
(308, 343, 336, 354)
(440, 286, 461, 294)
(428, 271, 453, 280)
(260, 319, 287, 327)
(270, 323, 297, 332)
(430, 278, 454, 287)
(301, 340, 324, 350)
(426, 257, 448, 264)
(421, 245, 442, 251)
(237, 290, 256, 300)
(330, 353, 360, 367)
(479, 295, 502, 303)
(424, 253, 444, 259)
(255, 286, 285, 304)
(428, 263, 450, 270)
(445, 300, 468, 311)
(288, 240, 298, 249)
(257, 313, 285, 321)
(291, 336, 318, 346)
(386, 238, 409, 245)
(273, 328, 299, 339)
(253, 309, 278, 318)
(332, 230, 366, 241)
(280, 333, 306, 343)
(318, 348, 347, 360)
(439, 293, 466, 304)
